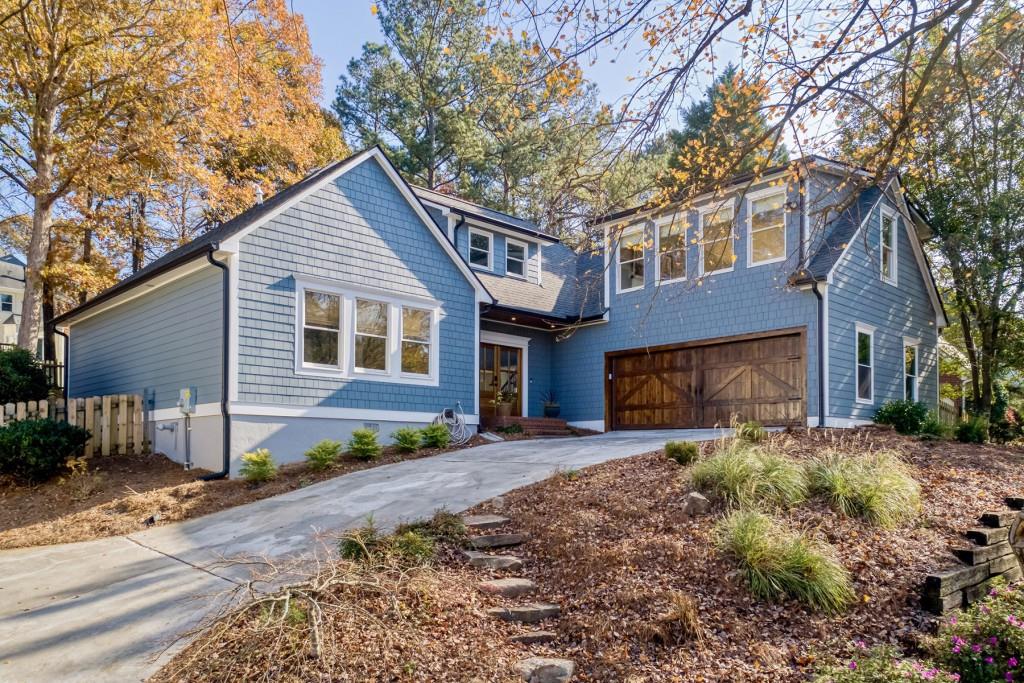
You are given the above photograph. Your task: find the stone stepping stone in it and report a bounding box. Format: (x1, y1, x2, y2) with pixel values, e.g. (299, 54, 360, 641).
(462, 513, 509, 530)
(469, 533, 527, 549)
(509, 630, 556, 645)
(516, 657, 575, 682)
(461, 550, 523, 571)
(980, 511, 1017, 528)
(487, 602, 560, 624)
(478, 577, 536, 597)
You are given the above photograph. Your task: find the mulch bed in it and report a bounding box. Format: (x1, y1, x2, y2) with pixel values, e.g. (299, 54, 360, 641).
(0, 436, 492, 550)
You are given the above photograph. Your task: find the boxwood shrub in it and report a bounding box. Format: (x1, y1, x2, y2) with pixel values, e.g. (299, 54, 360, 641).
(0, 419, 91, 483)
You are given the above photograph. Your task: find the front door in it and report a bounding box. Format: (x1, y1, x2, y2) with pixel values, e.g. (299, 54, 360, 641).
(480, 343, 522, 418)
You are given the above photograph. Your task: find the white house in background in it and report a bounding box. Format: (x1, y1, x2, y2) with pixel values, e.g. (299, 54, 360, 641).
(0, 254, 25, 347)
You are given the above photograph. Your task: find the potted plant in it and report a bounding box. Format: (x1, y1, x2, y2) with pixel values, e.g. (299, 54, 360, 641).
(493, 389, 514, 417)
(541, 390, 560, 418)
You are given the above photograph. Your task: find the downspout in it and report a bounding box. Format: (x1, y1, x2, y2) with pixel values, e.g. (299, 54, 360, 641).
(811, 281, 825, 428)
(51, 324, 69, 403)
(201, 244, 231, 480)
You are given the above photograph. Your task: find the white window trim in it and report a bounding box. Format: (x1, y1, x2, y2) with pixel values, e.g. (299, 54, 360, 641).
(468, 228, 493, 271)
(746, 188, 787, 268)
(293, 276, 440, 387)
(654, 215, 687, 285)
(505, 237, 528, 280)
(903, 336, 920, 402)
(480, 330, 530, 416)
(616, 224, 646, 294)
(880, 205, 898, 286)
(399, 305, 434, 379)
(698, 200, 736, 276)
(855, 323, 876, 405)
(0, 292, 12, 312)
(352, 298, 391, 376)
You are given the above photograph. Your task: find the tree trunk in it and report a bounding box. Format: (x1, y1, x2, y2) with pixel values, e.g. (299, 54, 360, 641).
(17, 191, 52, 352)
(42, 278, 55, 362)
(80, 226, 93, 304)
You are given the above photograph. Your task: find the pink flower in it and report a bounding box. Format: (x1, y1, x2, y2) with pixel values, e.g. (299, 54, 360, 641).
(849, 661, 857, 670)
(1010, 657, 1019, 668)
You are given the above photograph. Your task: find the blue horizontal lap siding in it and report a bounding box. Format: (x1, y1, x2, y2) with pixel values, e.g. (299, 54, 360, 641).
(236, 158, 477, 415)
(480, 321, 553, 417)
(828, 195, 939, 420)
(554, 178, 819, 424)
(68, 266, 223, 410)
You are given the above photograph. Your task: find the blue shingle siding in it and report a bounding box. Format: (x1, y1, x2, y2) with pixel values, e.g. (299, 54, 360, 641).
(235, 157, 478, 415)
(827, 192, 939, 420)
(68, 265, 223, 409)
(553, 177, 820, 424)
(480, 321, 554, 417)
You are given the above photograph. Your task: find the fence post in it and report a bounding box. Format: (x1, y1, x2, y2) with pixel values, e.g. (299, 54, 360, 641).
(117, 395, 128, 455)
(84, 397, 95, 457)
(132, 396, 143, 456)
(101, 395, 112, 456)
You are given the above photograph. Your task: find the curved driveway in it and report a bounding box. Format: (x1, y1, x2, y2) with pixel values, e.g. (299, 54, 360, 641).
(0, 429, 725, 682)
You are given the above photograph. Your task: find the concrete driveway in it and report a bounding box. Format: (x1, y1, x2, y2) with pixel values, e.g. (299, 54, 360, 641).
(0, 429, 726, 682)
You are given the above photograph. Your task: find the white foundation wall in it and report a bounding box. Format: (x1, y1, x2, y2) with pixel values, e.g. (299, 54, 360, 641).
(151, 414, 223, 473)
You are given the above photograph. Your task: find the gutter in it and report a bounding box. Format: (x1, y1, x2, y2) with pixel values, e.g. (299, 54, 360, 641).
(200, 244, 231, 480)
(810, 281, 826, 429)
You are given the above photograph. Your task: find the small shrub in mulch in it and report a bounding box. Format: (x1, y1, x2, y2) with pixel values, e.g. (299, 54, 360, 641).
(394, 510, 467, 545)
(956, 416, 989, 444)
(347, 428, 382, 461)
(339, 519, 435, 566)
(806, 450, 920, 528)
(665, 440, 699, 465)
(239, 448, 277, 483)
(874, 399, 930, 435)
(304, 439, 342, 470)
(391, 427, 422, 453)
(420, 423, 451, 449)
(0, 418, 90, 483)
(691, 440, 808, 508)
(716, 509, 853, 614)
(919, 412, 952, 440)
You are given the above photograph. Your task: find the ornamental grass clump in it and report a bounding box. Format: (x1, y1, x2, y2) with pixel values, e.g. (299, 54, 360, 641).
(239, 448, 277, 483)
(926, 578, 1024, 683)
(391, 427, 422, 453)
(715, 509, 853, 614)
(806, 450, 920, 528)
(347, 428, 382, 461)
(813, 644, 961, 682)
(735, 418, 767, 443)
(304, 439, 342, 470)
(691, 440, 807, 508)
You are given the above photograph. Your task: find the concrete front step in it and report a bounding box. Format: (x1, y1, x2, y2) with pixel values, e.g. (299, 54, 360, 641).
(462, 550, 524, 571)
(462, 514, 510, 531)
(509, 630, 557, 645)
(478, 577, 537, 598)
(469, 533, 527, 549)
(516, 657, 575, 683)
(488, 603, 561, 624)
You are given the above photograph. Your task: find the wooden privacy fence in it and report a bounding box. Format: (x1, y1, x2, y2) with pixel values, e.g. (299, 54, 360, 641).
(939, 397, 961, 425)
(0, 394, 148, 457)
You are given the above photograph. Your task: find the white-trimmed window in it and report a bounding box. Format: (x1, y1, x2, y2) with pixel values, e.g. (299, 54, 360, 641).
(0, 293, 11, 312)
(700, 203, 735, 274)
(880, 207, 897, 284)
(748, 191, 786, 266)
(354, 299, 389, 373)
(302, 290, 341, 368)
(401, 306, 432, 375)
(469, 229, 492, 270)
(856, 325, 874, 404)
(657, 218, 686, 283)
(617, 225, 645, 292)
(294, 278, 439, 386)
(904, 341, 919, 401)
(506, 239, 527, 278)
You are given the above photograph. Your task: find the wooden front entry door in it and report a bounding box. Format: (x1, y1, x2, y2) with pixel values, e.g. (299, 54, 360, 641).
(607, 330, 806, 429)
(480, 343, 523, 418)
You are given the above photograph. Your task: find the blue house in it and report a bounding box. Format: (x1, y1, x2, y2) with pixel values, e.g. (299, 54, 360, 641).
(53, 147, 946, 475)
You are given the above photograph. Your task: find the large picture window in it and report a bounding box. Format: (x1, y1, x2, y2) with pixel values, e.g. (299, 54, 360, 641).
(302, 290, 341, 367)
(617, 226, 645, 292)
(658, 220, 686, 282)
(856, 326, 874, 404)
(881, 208, 897, 284)
(749, 192, 786, 265)
(700, 205, 735, 274)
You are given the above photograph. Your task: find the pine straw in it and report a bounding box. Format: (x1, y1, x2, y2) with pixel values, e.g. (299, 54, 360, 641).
(0, 437, 491, 550)
(150, 548, 522, 683)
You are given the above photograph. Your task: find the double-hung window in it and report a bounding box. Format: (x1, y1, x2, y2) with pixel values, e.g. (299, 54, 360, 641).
(856, 325, 874, 404)
(748, 192, 786, 265)
(904, 342, 919, 401)
(657, 219, 686, 282)
(700, 203, 735, 274)
(401, 307, 432, 375)
(469, 229, 492, 270)
(354, 299, 389, 372)
(881, 208, 897, 284)
(617, 226, 645, 292)
(506, 239, 527, 278)
(0, 293, 11, 312)
(302, 290, 341, 368)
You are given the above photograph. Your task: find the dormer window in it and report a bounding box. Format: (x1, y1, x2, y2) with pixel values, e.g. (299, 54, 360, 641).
(617, 225, 645, 293)
(469, 229, 492, 270)
(699, 202, 736, 275)
(0, 293, 11, 312)
(506, 239, 527, 278)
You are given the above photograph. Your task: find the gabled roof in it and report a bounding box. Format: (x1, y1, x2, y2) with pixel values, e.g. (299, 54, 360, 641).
(795, 185, 884, 283)
(412, 185, 559, 243)
(1, 253, 25, 267)
(55, 146, 492, 325)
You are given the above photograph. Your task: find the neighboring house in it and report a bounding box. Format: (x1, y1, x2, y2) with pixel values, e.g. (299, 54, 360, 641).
(1, 254, 25, 347)
(53, 147, 946, 476)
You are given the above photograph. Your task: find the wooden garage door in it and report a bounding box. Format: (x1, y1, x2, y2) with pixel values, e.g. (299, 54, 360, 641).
(607, 329, 806, 429)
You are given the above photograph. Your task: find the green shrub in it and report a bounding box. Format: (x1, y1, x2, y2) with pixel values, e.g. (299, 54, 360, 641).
(0, 419, 90, 483)
(420, 423, 451, 449)
(391, 427, 422, 453)
(814, 644, 960, 682)
(874, 399, 930, 435)
(339, 520, 435, 565)
(806, 450, 920, 528)
(691, 441, 808, 508)
(394, 509, 467, 545)
(956, 415, 989, 444)
(735, 420, 767, 443)
(715, 509, 853, 614)
(304, 439, 342, 470)
(347, 428, 382, 461)
(387, 530, 435, 564)
(0, 348, 50, 404)
(339, 520, 382, 561)
(239, 448, 276, 483)
(496, 423, 524, 435)
(919, 412, 952, 439)
(665, 440, 699, 465)
(926, 578, 1024, 683)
